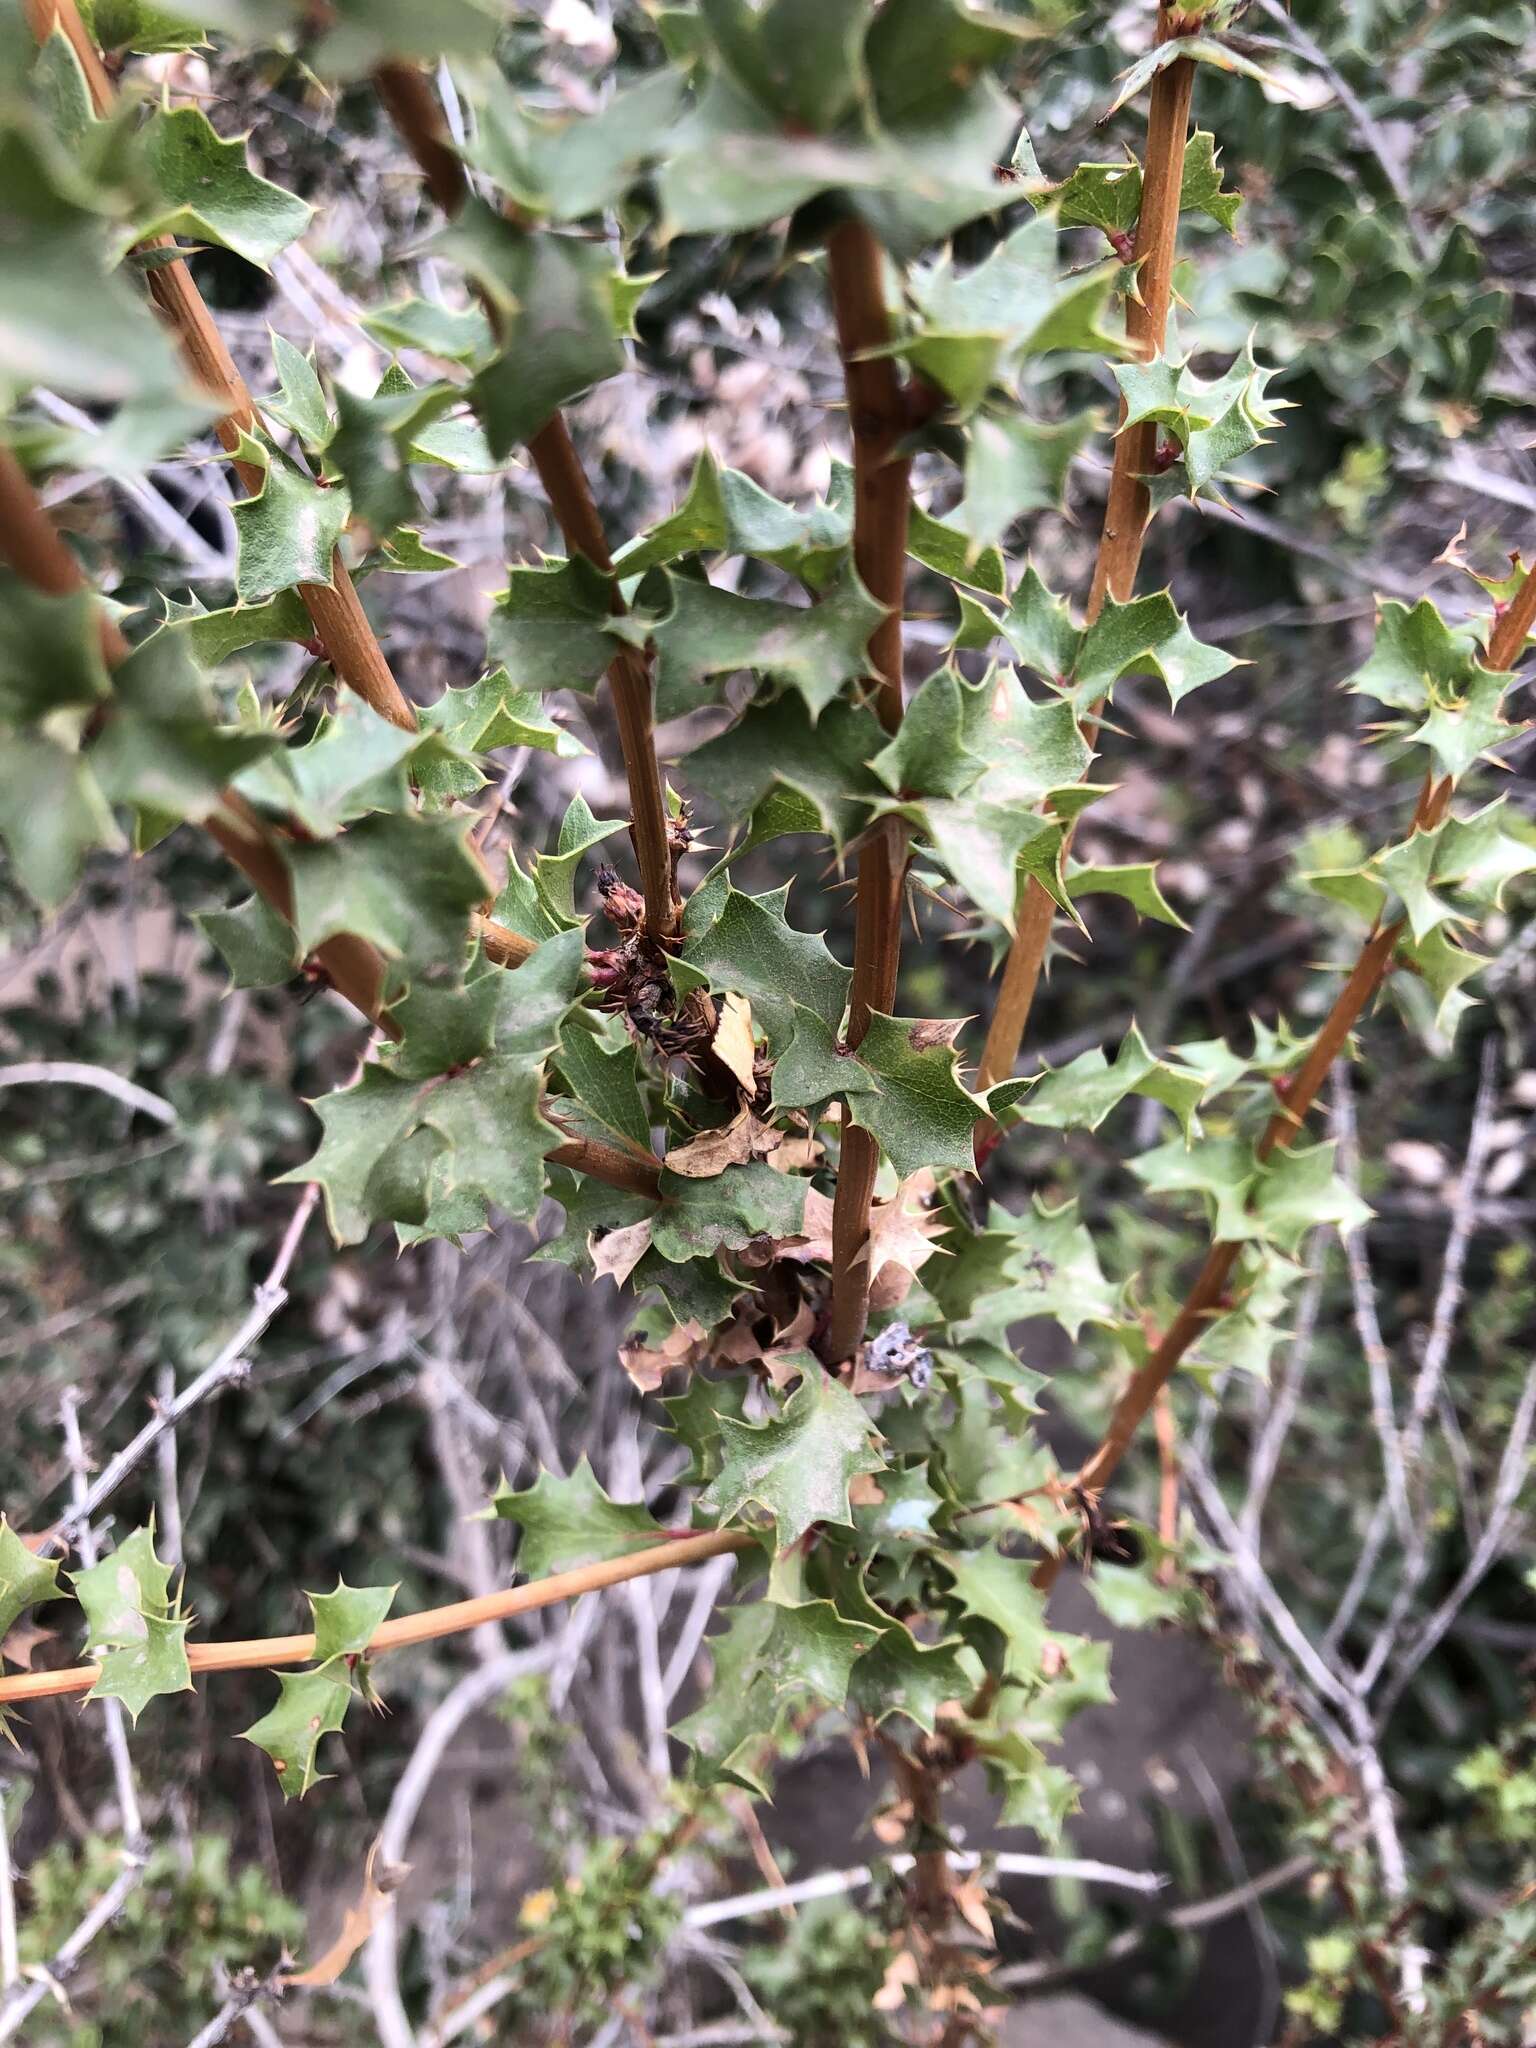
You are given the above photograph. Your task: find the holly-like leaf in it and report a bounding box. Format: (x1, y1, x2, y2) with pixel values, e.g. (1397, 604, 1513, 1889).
(1001, 567, 1237, 709)
(1066, 860, 1186, 928)
(472, 65, 689, 222)
(687, 694, 886, 855)
(851, 1014, 986, 1178)
(700, 1357, 885, 1552)
(682, 884, 850, 1054)
(231, 440, 349, 603)
(0, 578, 112, 724)
(651, 1161, 809, 1263)
(198, 893, 301, 989)
(672, 1603, 791, 1797)
(235, 694, 438, 837)
(1115, 342, 1287, 505)
(282, 811, 489, 989)
(155, 588, 313, 666)
(0, 734, 121, 911)
(131, 106, 312, 269)
(418, 667, 585, 800)
(849, 1624, 973, 1735)
(489, 1457, 669, 1581)
(939, 1543, 1052, 1681)
(956, 409, 1097, 551)
(487, 554, 616, 695)
(1042, 130, 1239, 239)
(444, 204, 626, 459)
(241, 1659, 353, 1800)
(72, 1523, 191, 1722)
(649, 566, 886, 722)
(309, 1580, 397, 1663)
(1010, 1024, 1207, 1139)
(929, 1195, 1114, 1345)
(0, 1520, 64, 1645)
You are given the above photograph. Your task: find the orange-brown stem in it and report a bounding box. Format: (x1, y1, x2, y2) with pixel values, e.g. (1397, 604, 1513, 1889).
(1041, 570, 1536, 1589)
(978, 40, 1196, 1094)
(0, 1528, 751, 1706)
(822, 217, 915, 1365)
(26, 0, 418, 734)
(0, 452, 649, 1197)
(370, 64, 681, 941)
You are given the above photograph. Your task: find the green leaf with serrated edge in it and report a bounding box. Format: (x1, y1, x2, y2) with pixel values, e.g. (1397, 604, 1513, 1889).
(242, 1659, 352, 1800)
(1376, 830, 1460, 942)
(659, 1374, 752, 1487)
(1105, 31, 1295, 121)
(419, 1058, 558, 1226)
(73, 1523, 191, 1722)
(1132, 1133, 1256, 1243)
(156, 589, 313, 665)
(938, 1544, 1052, 1682)
(89, 635, 279, 826)
(1437, 802, 1536, 910)
(1410, 668, 1519, 783)
(441, 205, 626, 460)
(73, 1531, 174, 1654)
(850, 1014, 986, 1178)
(872, 666, 989, 800)
(130, 107, 311, 269)
(700, 1356, 884, 1553)
(892, 217, 1119, 413)
(649, 566, 886, 722)
(1043, 131, 1239, 239)
(0, 1520, 64, 1642)
(1251, 1142, 1372, 1257)
(326, 384, 421, 535)
(231, 445, 349, 603)
(682, 885, 850, 1054)
(863, 0, 1034, 126)
(198, 894, 301, 988)
(770, 1002, 873, 1116)
(906, 501, 1005, 596)
(0, 578, 112, 722)
(1001, 567, 1237, 709)
(307, 1580, 397, 1662)
(360, 298, 493, 363)
(1066, 860, 1186, 928)
(0, 735, 121, 911)
(554, 1019, 653, 1155)
(1086, 1563, 1185, 1629)
(234, 695, 432, 837)
(488, 1457, 668, 1581)
(697, 0, 872, 134)
(492, 848, 571, 943)
(0, 125, 186, 403)
(472, 67, 688, 223)
(957, 409, 1096, 551)
(652, 1161, 809, 1264)
(672, 1605, 787, 1797)
(533, 1166, 655, 1281)
(283, 811, 488, 987)
(629, 1250, 740, 1331)
(1011, 1025, 1206, 1139)
(421, 668, 585, 788)
(369, 361, 497, 474)
(375, 528, 460, 575)
(848, 1612, 972, 1732)
(487, 554, 615, 694)
(928, 1196, 1114, 1344)
(263, 332, 331, 446)
(850, 1465, 944, 1549)
(1394, 926, 1485, 1043)
(687, 694, 885, 855)
(534, 796, 625, 925)
(993, 1754, 1080, 1844)
(1117, 344, 1287, 506)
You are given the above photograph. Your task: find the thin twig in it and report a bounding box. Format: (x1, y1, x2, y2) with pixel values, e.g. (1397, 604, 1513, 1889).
(1333, 1066, 1411, 1544)
(0, 1849, 148, 2044)
(59, 1392, 144, 1850)
(1241, 1237, 1327, 1544)
(0, 1062, 177, 1125)
(683, 1849, 1165, 1929)
(0, 1529, 754, 1707)
(41, 1184, 321, 1558)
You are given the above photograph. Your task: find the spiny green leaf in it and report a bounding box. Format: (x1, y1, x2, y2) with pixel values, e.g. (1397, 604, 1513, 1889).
(672, 1604, 789, 1797)
(0, 1520, 64, 1642)
(652, 1161, 809, 1264)
(282, 810, 488, 989)
(0, 577, 112, 722)
(444, 204, 626, 459)
(488, 554, 616, 695)
(939, 1543, 1052, 1682)
(1066, 860, 1186, 928)
(471, 64, 689, 221)
(230, 443, 349, 603)
(235, 694, 438, 837)
(308, 1580, 397, 1663)
(131, 106, 312, 269)
(489, 1457, 669, 1581)
(0, 733, 121, 911)
(848, 1013, 985, 1179)
(687, 695, 885, 855)
(956, 409, 1097, 551)
(73, 1523, 191, 1722)
(649, 565, 886, 722)
(700, 1357, 884, 1552)
(682, 884, 850, 1054)
(241, 1659, 352, 1799)
(1042, 130, 1239, 239)
(1001, 567, 1237, 709)
(929, 1195, 1114, 1345)
(1011, 1024, 1207, 1139)
(198, 893, 301, 989)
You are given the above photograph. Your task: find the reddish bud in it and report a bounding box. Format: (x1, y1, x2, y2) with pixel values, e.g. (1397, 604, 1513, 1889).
(1107, 228, 1136, 263)
(1152, 438, 1181, 473)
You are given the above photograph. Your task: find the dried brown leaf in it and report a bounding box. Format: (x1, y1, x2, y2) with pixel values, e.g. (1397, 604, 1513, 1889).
(289, 1841, 410, 1987)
